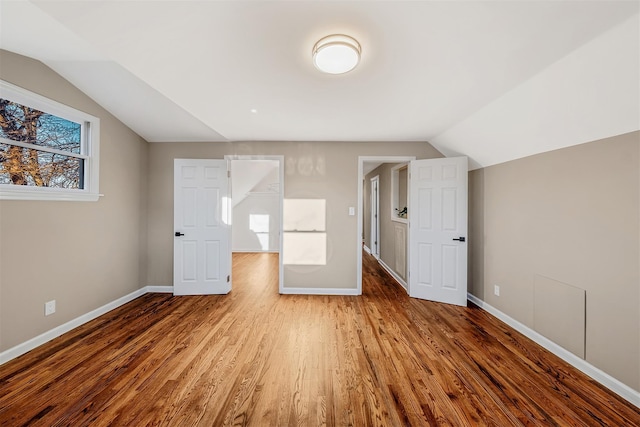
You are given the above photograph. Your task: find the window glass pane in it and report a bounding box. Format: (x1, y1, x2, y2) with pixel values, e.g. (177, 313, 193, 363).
(0, 143, 83, 189)
(0, 99, 81, 154)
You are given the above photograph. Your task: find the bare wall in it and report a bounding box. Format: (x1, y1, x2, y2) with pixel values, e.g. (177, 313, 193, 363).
(469, 131, 640, 391)
(147, 141, 441, 289)
(232, 193, 280, 252)
(0, 50, 149, 351)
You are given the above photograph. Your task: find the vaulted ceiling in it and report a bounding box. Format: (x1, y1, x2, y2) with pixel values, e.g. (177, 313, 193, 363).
(1, 1, 638, 169)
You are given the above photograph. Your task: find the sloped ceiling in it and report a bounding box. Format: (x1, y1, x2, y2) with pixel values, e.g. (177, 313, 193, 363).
(1, 0, 638, 169)
(231, 160, 279, 208)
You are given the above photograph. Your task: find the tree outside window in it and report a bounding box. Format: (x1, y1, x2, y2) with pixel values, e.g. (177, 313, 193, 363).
(0, 100, 83, 188)
(0, 80, 100, 201)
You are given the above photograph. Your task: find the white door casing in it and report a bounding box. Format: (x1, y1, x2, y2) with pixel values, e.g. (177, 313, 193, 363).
(409, 157, 468, 306)
(174, 159, 231, 295)
(226, 154, 284, 293)
(370, 175, 380, 259)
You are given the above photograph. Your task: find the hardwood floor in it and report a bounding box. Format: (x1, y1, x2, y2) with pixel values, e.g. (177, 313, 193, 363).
(1, 252, 638, 426)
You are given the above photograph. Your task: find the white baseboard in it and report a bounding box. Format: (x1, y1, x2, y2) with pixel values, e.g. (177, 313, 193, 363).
(280, 287, 360, 296)
(1, 283, 361, 364)
(146, 285, 174, 293)
(467, 293, 640, 408)
(5, 285, 635, 408)
(378, 259, 408, 291)
(363, 245, 371, 254)
(0, 285, 178, 365)
(0, 287, 147, 365)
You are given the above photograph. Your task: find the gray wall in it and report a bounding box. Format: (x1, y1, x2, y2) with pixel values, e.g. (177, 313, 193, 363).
(0, 50, 149, 351)
(468, 131, 639, 392)
(147, 142, 441, 289)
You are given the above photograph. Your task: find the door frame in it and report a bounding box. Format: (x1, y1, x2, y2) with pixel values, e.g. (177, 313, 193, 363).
(357, 156, 416, 295)
(226, 155, 284, 293)
(370, 175, 380, 259)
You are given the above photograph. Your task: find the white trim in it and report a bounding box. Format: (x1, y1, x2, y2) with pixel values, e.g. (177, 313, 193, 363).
(0, 80, 101, 201)
(0, 137, 89, 159)
(280, 287, 359, 296)
(369, 175, 380, 258)
(390, 217, 408, 224)
(0, 287, 147, 364)
(467, 293, 640, 408)
(2, 284, 635, 409)
(363, 245, 371, 254)
(225, 155, 284, 294)
(146, 285, 174, 293)
(0, 188, 102, 201)
(0, 80, 94, 125)
(378, 259, 408, 291)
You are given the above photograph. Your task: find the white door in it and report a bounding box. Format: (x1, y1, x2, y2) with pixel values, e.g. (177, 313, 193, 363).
(370, 176, 380, 259)
(409, 157, 468, 306)
(174, 159, 231, 295)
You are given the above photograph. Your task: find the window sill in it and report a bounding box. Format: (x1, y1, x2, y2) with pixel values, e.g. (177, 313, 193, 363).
(0, 188, 102, 202)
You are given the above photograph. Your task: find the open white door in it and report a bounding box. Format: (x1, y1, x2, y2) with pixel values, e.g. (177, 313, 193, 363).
(409, 157, 468, 306)
(174, 159, 231, 295)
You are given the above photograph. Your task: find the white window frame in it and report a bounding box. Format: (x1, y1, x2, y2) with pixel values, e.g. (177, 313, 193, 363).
(0, 80, 100, 201)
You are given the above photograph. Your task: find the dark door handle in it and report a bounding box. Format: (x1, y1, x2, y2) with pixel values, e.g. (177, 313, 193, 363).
(175, 232, 185, 237)
(453, 237, 466, 242)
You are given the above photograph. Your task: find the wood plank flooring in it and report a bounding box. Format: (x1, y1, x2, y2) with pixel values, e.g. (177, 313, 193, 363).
(0, 251, 638, 426)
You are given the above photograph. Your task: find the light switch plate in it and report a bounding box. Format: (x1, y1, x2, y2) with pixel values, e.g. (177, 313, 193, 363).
(45, 300, 56, 316)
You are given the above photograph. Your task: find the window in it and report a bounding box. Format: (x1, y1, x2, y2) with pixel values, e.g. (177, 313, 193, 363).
(0, 80, 100, 201)
(249, 213, 270, 251)
(391, 163, 408, 223)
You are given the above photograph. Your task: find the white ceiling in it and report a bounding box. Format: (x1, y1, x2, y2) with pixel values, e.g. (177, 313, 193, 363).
(1, 1, 638, 169)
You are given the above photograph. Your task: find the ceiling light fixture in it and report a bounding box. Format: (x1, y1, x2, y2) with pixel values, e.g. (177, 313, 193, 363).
(312, 34, 361, 74)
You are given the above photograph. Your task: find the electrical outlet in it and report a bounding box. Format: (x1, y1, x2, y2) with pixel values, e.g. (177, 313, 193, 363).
(45, 300, 56, 316)
(494, 285, 500, 297)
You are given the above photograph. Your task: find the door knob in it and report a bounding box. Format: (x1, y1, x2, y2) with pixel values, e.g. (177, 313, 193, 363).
(175, 232, 185, 237)
(453, 237, 465, 242)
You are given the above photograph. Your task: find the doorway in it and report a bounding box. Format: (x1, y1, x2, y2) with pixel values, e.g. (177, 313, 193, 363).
(227, 155, 284, 292)
(357, 156, 469, 307)
(358, 156, 415, 295)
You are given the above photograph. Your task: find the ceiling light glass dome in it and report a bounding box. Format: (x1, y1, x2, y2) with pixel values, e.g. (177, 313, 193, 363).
(312, 34, 361, 74)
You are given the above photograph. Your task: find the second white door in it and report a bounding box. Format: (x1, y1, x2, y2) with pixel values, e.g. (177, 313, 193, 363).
(409, 157, 468, 306)
(174, 159, 231, 295)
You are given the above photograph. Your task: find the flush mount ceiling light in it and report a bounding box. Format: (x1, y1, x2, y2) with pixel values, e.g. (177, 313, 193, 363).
(312, 34, 361, 74)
